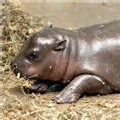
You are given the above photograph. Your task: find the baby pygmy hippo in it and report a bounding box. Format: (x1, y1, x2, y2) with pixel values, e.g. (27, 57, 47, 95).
(11, 20, 120, 103)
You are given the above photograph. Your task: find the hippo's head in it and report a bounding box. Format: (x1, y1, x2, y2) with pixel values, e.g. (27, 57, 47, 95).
(11, 26, 70, 81)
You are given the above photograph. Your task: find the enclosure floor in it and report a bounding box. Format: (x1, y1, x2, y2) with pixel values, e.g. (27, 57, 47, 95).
(3, 2, 120, 119)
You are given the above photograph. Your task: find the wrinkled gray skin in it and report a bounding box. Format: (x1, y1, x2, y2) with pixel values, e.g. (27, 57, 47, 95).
(11, 21, 120, 103)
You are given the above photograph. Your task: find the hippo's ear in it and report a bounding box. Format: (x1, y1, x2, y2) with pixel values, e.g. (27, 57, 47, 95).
(43, 23, 53, 30)
(53, 36, 67, 51)
(48, 23, 53, 28)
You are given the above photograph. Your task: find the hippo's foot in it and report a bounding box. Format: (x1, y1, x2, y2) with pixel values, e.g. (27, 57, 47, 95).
(52, 90, 80, 103)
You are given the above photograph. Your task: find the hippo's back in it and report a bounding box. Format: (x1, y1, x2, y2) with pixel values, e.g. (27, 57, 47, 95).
(76, 21, 120, 91)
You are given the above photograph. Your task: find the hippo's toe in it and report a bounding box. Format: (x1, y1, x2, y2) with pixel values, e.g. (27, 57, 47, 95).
(52, 91, 80, 104)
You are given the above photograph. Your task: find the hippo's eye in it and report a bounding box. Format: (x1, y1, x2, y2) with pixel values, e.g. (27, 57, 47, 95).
(27, 51, 39, 61)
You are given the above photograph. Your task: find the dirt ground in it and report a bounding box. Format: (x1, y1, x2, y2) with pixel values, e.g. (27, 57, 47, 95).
(2, 1, 120, 120)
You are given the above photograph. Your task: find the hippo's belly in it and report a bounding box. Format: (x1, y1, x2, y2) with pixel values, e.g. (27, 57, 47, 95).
(79, 37, 120, 91)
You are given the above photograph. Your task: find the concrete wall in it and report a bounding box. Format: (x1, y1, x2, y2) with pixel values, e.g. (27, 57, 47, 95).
(4, 0, 120, 28)
(7, 0, 120, 3)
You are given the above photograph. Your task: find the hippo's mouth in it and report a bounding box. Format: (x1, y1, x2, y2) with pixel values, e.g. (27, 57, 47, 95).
(15, 72, 39, 82)
(27, 74, 39, 79)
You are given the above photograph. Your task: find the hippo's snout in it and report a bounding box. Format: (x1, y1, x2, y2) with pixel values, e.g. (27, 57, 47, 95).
(11, 58, 34, 78)
(10, 61, 22, 76)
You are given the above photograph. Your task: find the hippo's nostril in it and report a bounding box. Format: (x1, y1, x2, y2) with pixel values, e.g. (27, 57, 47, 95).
(13, 63, 18, 69)
(11, 62, 18, 69)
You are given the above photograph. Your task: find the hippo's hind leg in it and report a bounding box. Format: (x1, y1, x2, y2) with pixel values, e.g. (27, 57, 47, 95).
(52, 74, 113, 103)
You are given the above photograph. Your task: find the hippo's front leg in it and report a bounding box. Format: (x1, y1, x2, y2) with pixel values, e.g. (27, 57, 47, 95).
(24, 82, 65, 94)
(23, 82, 49, 94)
(52, 74, 112, 103)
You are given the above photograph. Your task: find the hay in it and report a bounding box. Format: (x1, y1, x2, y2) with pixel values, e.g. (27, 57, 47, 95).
(2, 2, 48, 119)
(2, 2, 45, 62)
(2, 2, 45, 96)
(2, 2, 120, 120)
